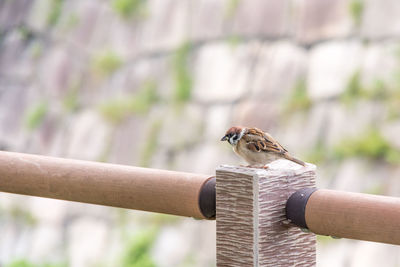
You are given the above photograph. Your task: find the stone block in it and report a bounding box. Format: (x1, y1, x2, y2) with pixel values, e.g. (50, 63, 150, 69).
(86, 2, 146, 58)
(317, 240, 360, 267)
(192, 42, 259, 102)
(157, 104, 204, 149)
(29, 198, 67, 224)
(29, 225, 64, 263)
(0, 84, 33, 151)
(204, 105, 232, 141)
(294, 0, 352, 43)
(55, 0, 105, 50)
(276, 102, 331, 155)
(0, 0, 32, 31)
(0, 31, 29, 78)
(251, 41, 308, 100)
(388, 168, 400, 197)
(361, 0, 400, 39)
(189, 0, 225, 41)
(231, 100, 280, 133)
(141, 0, 189, 52)
(66, 110, 112, 161)
(152, 219, 216, 267)
(325, 101, 386, 146)
(382, 121, 400, 150)
(333, 158, 369, 192)
(108, 117, 147, 165)
(333, 158, 390, 201)
(229, 0, 290, 37)
(67, 218, 109, 267)
(307, 41, 363, 100)
(174, 142, 235, 175)
(350, 242, 400, 267)
(27, 0, 53, 32)
(37, 45, 86, 97)
(361, 42, 399, 89)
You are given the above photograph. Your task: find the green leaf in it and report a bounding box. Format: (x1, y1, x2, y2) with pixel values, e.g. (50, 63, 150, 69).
(24, 101, 48, 130)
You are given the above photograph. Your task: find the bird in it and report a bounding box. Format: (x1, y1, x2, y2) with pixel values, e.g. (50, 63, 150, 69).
(221, 126, 305, 168)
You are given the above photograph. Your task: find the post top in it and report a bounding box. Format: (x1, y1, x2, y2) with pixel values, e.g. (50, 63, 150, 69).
(217, 159, 316, 177)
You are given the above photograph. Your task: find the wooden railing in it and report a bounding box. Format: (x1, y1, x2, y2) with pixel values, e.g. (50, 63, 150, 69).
(0, 151, 215, 219)
(1, 151, 400, 266)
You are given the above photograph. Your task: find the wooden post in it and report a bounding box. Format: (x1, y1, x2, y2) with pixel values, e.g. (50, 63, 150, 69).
(216, 161, 316, 267)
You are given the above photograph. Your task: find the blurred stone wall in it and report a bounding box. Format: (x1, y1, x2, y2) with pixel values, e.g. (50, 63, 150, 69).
(1, 0, 400, 266)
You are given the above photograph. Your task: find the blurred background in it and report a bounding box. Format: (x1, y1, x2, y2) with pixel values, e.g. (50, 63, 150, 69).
(1, 0, 400, 266)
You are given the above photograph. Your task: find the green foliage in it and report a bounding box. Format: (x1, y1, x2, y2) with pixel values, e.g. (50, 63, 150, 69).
(172, 42, 193, 104)
(99, 80, 159, 123)
(62, 86, 79, 112)
(9, 205, 37, 226)
(340, 71, 364, 105)
(227, 35, 243, 48)
(121, 229, 157, 267)
(6, 260, 67, 267)
(150, 213, 180, 225)
(305, 141, 327, 164)
(368, 79, 389, 99)
(284, 78, 312, 113)
(24, 101, 48, 130)
(64, 14, 80, 30)
(92, 51, 123, 76)
(6, 260, 36, 267)
(17, 25, 34, 41)
(99, 98, 133, 123)
(349, 0, 364, 26)
(333, 128, 400, 163)
(225, 0, 240, 18)
(181, 253, 196, 267)
(388, 48, 400, 119)
(140, 119, 162, 167)
(47, 0, 64, 26)
(363, 183, 385, 195)
(306, 127, 400, 165)
(112, 0, 147, 19)
(340, 72, 389, 106)
(387, 100, 400, 120)
(316, 235, 335, 245)
(115, 209, 129, 228)
(30, 42, 43, 59)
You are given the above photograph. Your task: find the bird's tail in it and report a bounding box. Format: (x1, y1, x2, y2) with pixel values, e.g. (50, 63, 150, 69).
(284, 153, 306, 166)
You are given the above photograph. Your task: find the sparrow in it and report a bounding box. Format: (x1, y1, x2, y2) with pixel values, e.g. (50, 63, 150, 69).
(221, 126, 305, 168)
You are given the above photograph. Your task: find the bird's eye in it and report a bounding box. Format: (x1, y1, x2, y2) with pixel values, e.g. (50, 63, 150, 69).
(233, 135, 238, 140)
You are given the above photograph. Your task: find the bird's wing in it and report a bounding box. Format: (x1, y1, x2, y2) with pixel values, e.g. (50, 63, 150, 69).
(243, 128, 287, 154)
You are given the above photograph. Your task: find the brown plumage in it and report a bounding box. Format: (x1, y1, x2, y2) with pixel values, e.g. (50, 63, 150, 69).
(221, 126, 305, 168)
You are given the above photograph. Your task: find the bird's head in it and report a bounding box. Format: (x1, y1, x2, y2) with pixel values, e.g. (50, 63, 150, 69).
(221, 126, 245, 146)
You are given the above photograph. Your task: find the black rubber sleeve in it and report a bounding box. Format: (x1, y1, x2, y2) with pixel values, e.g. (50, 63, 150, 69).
(285, 187, 318, 228)
(198, 177, 216, 219)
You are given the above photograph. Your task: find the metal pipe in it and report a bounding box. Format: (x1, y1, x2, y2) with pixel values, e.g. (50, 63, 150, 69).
(286, 188, 400, 245)
(0, 151, 215, 219)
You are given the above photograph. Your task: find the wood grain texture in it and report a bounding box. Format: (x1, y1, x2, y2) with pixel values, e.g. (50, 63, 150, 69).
(0, 151, 210, 218)
(216, 160, 316, 267)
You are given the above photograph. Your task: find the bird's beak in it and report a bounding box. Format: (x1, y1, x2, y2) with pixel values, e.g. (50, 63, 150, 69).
(221, 135, 228, 141)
